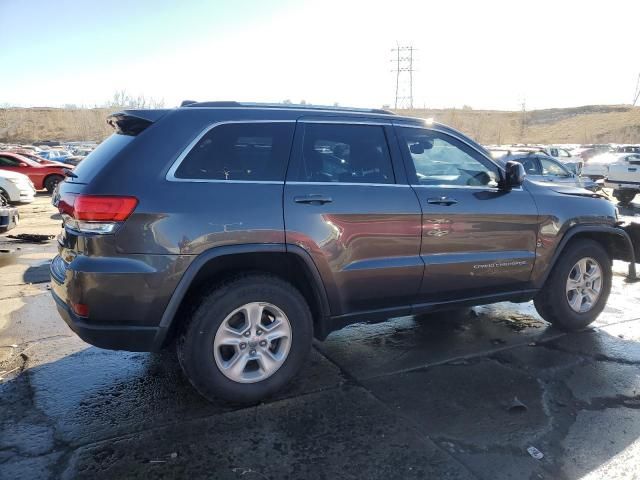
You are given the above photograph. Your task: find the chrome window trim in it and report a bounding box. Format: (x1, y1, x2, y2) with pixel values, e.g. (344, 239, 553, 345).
(166, 120, 296, 183)
(286, 181, 410, 188)
(410, 183, 523, 192)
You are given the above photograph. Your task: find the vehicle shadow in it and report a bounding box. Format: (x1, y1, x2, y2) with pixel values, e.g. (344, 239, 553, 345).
(1, 309, 638, 479)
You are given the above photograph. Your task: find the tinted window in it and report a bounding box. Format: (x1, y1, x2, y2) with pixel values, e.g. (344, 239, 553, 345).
(397, 127, 499, 187)
(294, 123, 395, 184)
(517, 156, 541, 175)
(70, 134, 135, 183)
(0, 156, 21, 166)
(174, 122, 294, 181)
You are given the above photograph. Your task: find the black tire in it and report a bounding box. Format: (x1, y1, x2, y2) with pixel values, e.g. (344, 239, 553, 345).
(177, 273, 313, 404)
(613, 189, 636, 206)
(534, 239, 611, 331)
(44, 175, 63, 193)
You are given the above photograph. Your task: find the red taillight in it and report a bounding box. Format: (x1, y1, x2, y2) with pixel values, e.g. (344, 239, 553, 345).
(71, 302, 89, 317)
(57, 193, 138, 234)
(74, 196, 138, 221)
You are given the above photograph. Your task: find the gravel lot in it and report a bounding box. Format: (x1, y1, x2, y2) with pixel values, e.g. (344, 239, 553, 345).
(1, 194, 640, 480)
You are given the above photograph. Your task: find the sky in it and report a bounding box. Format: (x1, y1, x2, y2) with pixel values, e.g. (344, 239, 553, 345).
(1, 0, 639, 111)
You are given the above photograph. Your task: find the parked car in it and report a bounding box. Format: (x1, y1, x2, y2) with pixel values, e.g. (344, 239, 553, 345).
(0, 169, 36, 204)
(0, 151, 73, 192)
(613, 145, 640, 154)
(605, 153, 640, 205)
(498, 153, 600, 191)
(8, 148, 61, 166)
(0, 204, 20, 232)
(50, 102, 639, 404)
(492, 146, 583, 174)
(37, 149, 74, 164)
(582, 152, 636, 179)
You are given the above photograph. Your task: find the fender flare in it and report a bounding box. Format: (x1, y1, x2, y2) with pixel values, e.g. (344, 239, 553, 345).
(535, 224, 637, 289)
(151, 243, 331, 350)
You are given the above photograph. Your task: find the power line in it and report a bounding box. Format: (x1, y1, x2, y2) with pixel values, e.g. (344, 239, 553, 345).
(391, 44, 415, 109)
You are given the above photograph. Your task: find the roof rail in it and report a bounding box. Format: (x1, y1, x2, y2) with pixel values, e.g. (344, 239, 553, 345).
(181, 101, 395, 115)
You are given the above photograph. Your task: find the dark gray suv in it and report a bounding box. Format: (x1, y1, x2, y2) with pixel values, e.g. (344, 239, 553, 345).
(50, 102, 638, 403)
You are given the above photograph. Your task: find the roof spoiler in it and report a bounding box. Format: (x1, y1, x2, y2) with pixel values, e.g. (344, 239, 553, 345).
(107, 110, 170, 136)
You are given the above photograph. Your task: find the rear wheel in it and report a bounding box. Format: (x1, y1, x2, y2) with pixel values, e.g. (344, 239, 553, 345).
(44, 175, 64, 193)
(534, 239, 611, 331)
(177, 273, 313, 403)
(613, 189, 636, 206)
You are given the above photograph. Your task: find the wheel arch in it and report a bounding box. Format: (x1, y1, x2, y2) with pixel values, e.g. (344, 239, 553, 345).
(43, 173, 64, 190)
(152, 244, 332, 350)
(535, 225, 636, 288)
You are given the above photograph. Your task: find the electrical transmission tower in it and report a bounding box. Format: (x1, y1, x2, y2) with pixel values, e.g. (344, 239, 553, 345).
(391, 44, 415, 109)
(633, 72, 640, 107)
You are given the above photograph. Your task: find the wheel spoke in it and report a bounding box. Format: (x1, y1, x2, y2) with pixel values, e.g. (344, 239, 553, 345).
(577, 259, 588, 279)
(566, 278, 581, 293)
(256, 350, 279, 373)
(243, 303, 264, 329)
(216, 327, 244, 346)
(225, 352, 250, 378)
(264, 320, 290, 342)
(568, 291, 583, 310)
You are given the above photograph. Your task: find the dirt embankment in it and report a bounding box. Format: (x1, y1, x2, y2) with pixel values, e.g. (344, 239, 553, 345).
(1, 104, 639, 144)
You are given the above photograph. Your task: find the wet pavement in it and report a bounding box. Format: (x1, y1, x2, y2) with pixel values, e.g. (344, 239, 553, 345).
(1, 195, 640, 479)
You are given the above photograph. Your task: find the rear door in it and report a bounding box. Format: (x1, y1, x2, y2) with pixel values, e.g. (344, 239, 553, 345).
(284, 119, 423, 316)
(395, 125, 539, 303)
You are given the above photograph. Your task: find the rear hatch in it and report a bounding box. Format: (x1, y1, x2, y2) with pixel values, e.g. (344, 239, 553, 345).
(52, 110, 169, 281)
(64, 110, 169, 185)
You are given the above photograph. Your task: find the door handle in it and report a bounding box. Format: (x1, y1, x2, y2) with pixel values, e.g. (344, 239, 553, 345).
(426, 196, 458, 206)
(294, 194, 333, 205)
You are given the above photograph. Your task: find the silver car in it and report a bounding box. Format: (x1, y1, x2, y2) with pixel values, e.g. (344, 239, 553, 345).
(501, 153, 600, 191)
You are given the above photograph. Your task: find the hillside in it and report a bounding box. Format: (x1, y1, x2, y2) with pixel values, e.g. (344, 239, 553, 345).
(1, 104, 640, 145)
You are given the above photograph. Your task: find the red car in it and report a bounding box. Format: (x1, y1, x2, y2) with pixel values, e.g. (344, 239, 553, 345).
(8, 149, 61, 166)
(0, 151, 73, 192)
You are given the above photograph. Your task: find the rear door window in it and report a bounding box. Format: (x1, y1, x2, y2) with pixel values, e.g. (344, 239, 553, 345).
(291, 123, 395, 184)
(173, 122, 295, 182)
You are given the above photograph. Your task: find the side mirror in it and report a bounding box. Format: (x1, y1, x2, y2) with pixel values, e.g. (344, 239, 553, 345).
(502, 161, 526, 189)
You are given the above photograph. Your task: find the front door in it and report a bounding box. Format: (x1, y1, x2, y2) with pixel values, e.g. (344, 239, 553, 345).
(395, 126, 540, 303)
(284, 120, 424, 316)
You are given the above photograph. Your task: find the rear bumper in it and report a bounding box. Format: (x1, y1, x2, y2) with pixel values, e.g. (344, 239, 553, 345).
(49, 252, 189, 351)
(605, 180, 640, 191)
(51, 289, 159, 351)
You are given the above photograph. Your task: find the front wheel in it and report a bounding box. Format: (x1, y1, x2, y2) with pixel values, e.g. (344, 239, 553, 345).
(177, 273, 313, 403)
(534, 239, 611, 331)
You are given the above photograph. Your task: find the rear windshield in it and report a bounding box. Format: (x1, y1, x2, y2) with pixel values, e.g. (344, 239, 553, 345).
(68, 134, 134, 183)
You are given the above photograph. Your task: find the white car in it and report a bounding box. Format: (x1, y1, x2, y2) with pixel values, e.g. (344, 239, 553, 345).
(605, 153, 640, 205)
(0, 169, 36, 204)
(581, 153, 630, 179)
